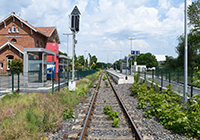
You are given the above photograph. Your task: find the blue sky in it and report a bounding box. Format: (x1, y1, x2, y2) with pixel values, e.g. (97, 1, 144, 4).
(0, 0, 194, 63)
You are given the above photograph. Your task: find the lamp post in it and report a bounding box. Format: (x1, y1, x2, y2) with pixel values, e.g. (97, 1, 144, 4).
(128, 37, 135, 75)
(63, 33, 73, 86)
(184, 0, 188, 103)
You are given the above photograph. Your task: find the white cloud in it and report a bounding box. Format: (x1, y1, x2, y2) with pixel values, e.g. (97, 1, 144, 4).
(1, 0, 195, 63)
(159, 0, 171, 10)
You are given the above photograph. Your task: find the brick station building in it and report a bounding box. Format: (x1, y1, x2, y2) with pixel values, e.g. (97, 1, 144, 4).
(0, 12, 60, 74)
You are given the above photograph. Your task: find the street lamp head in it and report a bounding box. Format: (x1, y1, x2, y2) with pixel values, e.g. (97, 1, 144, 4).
(128, 37, 135, 40)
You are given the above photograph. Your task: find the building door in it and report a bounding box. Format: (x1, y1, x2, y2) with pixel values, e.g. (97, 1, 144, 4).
(7, 55, 14, 70)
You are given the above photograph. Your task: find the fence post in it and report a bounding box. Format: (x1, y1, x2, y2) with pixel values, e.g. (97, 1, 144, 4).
(177, 69, 179, 83)
(12, 70, 14, 92)
(52, 70, 54, 94)
(58, 70, 60, 91)
(166, 68, 167, 80)
(161, 70, 163, 90)
(18, 71, 20, 92)
(152, 70, 154, 83)
(191, 70, 193, 97)
(144, 71, 146, 80)
(169, 71, 171, 84)
(138, 67, 140, 78)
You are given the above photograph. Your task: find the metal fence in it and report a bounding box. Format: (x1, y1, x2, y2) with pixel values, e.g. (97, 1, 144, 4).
(139, 68, 197, 97)
(0, 70, 97, 96)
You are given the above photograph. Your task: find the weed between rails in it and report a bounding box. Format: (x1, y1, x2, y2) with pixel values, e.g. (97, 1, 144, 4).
(103, 105, 120, 127)
(130, 73, 200, 138)
(0, 71, 101, 139)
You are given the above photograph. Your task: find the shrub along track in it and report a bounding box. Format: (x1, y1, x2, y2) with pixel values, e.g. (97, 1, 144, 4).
(78, 72, 143, 140)
(109, 77, 196, 140)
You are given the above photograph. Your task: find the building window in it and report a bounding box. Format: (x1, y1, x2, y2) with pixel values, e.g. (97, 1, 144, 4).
(16, 27, 19, 33)
(11, 38, 17, 44)
(12, 25, 16, 32)
(40, 42, 42, 48)
(0, 63, 3, 69)
(8, 27, 11, 33)
(7, 55, 14, 70)
(36, 41, 39, 48)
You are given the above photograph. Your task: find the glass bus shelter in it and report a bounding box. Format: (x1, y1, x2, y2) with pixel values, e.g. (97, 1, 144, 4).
(23, 48, 55, 87)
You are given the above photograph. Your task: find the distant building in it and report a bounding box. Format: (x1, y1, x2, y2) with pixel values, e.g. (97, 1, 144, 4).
(0, 12, 60, 74)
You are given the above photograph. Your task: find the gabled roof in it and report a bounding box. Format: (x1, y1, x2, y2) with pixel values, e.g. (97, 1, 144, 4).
(0, 41, 24, 54)
(0, 12, 60, 44)
(0, 12, 37, 32)
(36, 27, 60, 44)
(36, 27, 56, 37)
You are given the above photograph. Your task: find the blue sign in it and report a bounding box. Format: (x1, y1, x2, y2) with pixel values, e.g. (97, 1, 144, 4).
(131, 50, 135, 55)
(131, 50, 140, 55)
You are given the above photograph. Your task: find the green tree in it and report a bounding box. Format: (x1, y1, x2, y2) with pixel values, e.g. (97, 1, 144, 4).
(59, 51, 68, 56)
(91, 55, 97, 63)
(137, 53, 158, 68)
(78, 55, 84, 66)
(96, 62, 106, 69)
(188, 0, 200, 28)
(175, 31, 200, 69)
(161, 56, 178, 70)
(9, 58, 23, 72)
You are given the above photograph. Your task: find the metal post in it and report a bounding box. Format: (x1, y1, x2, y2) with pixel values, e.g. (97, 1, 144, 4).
(184, 0, 188, 103)
(191, 70, 193, 97)
(161, 70, 163, 90)
(52, 70, 54, 94)
(58, 70, 60, 91)
(152, 70, 154, 83)
(18, 71, 20, 92)
(67, 59, 69, 86)
(177, 69, 179, 83)
(72, 31, 75, 81)
(12, 70, 14, 92)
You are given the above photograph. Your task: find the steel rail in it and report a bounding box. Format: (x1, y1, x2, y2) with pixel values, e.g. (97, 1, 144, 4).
(79, 72, 102, 140)
(106, 74, 143, 140)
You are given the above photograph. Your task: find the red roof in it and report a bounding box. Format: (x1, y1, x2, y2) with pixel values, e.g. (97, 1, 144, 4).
(36, 27, 56, 37)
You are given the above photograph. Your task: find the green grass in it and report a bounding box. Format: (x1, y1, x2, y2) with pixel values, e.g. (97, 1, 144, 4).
(0, 70, 101, 140)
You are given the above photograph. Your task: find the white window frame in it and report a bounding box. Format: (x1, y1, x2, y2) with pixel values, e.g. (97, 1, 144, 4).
(12, 25, 15, 32)
(16, 27, 19, 33)
(8, 27, 11, 33)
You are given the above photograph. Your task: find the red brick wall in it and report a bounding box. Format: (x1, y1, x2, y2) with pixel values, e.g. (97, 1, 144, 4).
(0, 45, 23, 74)
(0, 16, 47, 74)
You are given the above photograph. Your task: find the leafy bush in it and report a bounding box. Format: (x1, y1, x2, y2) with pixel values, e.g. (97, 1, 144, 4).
(9, 58, 23, 72)
(112, 118, 120, 127)
(105, 81, 109, 86)
(103, 105, 112, 115)
(102, 76, 107, 81)
(130, 80, 200, 138)
(103, 105, 120, 127)
(61, 108, 75, 120)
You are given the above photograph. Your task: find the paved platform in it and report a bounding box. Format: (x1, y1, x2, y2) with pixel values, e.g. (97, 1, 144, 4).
(106, 70, 134, 84)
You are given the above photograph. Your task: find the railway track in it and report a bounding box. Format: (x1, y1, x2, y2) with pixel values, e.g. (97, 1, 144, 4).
(78, 72, 143, 140)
